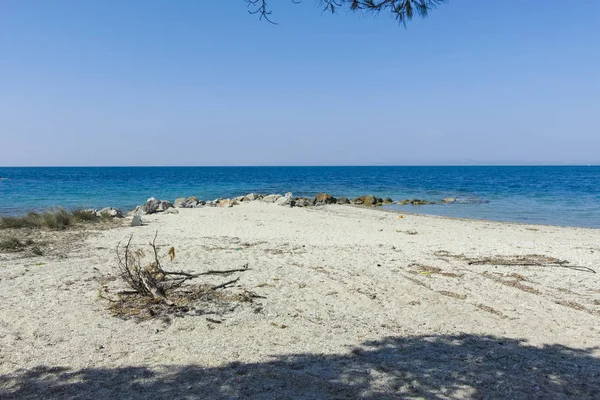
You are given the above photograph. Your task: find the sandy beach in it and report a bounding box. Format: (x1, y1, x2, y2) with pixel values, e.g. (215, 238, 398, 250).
(1, 202, 599, 399)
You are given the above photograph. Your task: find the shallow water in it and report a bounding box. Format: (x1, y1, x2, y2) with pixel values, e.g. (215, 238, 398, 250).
(0, 166, 598, 228)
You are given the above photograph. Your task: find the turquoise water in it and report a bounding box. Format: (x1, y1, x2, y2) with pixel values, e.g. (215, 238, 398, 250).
(0, 166, 598, 228)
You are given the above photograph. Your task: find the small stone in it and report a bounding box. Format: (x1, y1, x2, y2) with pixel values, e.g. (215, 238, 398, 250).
(131, 215, 143, 227)
(442, 197, 456, 203)
(406, 229, 418, 235)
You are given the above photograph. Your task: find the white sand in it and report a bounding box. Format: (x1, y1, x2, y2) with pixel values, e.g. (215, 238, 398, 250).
(1, 202, 599, 398)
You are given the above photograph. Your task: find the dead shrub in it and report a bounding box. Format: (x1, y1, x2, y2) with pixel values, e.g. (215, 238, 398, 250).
(102, 232, 260, 321)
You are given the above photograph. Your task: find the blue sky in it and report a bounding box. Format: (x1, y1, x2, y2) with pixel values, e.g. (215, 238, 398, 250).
(1, 0, 598, 166)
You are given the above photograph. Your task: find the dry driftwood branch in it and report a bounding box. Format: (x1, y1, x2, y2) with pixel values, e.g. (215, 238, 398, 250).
(116, 234, 167, 299)
(212, 277, 240, 290)
(115, 234, 252, 300)
(161, 263, 250, 280)
(108, 234, 264, 321)
(197, 264, 250, 276)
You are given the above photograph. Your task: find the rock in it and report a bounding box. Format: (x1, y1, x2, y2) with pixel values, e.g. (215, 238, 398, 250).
(351, 195, 377, 206)
(410, 199, 430, 205)
(294, 197, 313, 207)
(397, 199, 410, 205)
(336, 196, 350, 204)
(262, 194, 282, 203)
(442, 197, 456, 203)
(139, 197, 161, 214)
(314, 193, 337, 206)
(406, 229, 418, 235)
(219, 199, 237, 208)
(158, 200, 174, 211)
(134, 197, 174, 214)
(97, 207, 124, 218)
(245, 193, 263, 201)
(131, 215, 143, 227)
(382, 197, 394, 205)
(175, 196, 199, 208)
(194, 200, 206, 207)
(164, 208, 179, 214)
(275, 192, 294, 207)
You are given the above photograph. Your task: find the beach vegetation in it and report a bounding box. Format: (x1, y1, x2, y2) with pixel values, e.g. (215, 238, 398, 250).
(0, 236, 42, 256)
(0, 236, 34, 252)
(0, 209, 72, 230)
(71, 208, 99, 222)
(0, 208, 119, 231)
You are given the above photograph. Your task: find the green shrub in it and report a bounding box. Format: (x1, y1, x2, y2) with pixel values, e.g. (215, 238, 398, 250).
(39, 208, 72, 230)
(30, 246, 44, 256)
(0, 237, 27, 251)
(0, 209, 72, 230)
(72, 208, 99, 222)
(0, 236, 42, 255)
(0, 208, 117, 230)
(0, 215, 37, 229)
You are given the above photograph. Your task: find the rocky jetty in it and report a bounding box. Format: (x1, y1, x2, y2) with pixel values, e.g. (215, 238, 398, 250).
(130, 192, 467, 214)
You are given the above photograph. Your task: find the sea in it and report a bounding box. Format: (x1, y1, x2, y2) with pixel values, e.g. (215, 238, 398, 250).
(0, 166, 599, 228)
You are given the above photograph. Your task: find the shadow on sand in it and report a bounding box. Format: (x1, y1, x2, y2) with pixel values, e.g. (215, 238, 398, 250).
(1, 334, 598, 399)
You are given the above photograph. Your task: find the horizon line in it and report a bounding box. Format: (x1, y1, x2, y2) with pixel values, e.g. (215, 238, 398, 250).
(1, 164, 599, 168)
